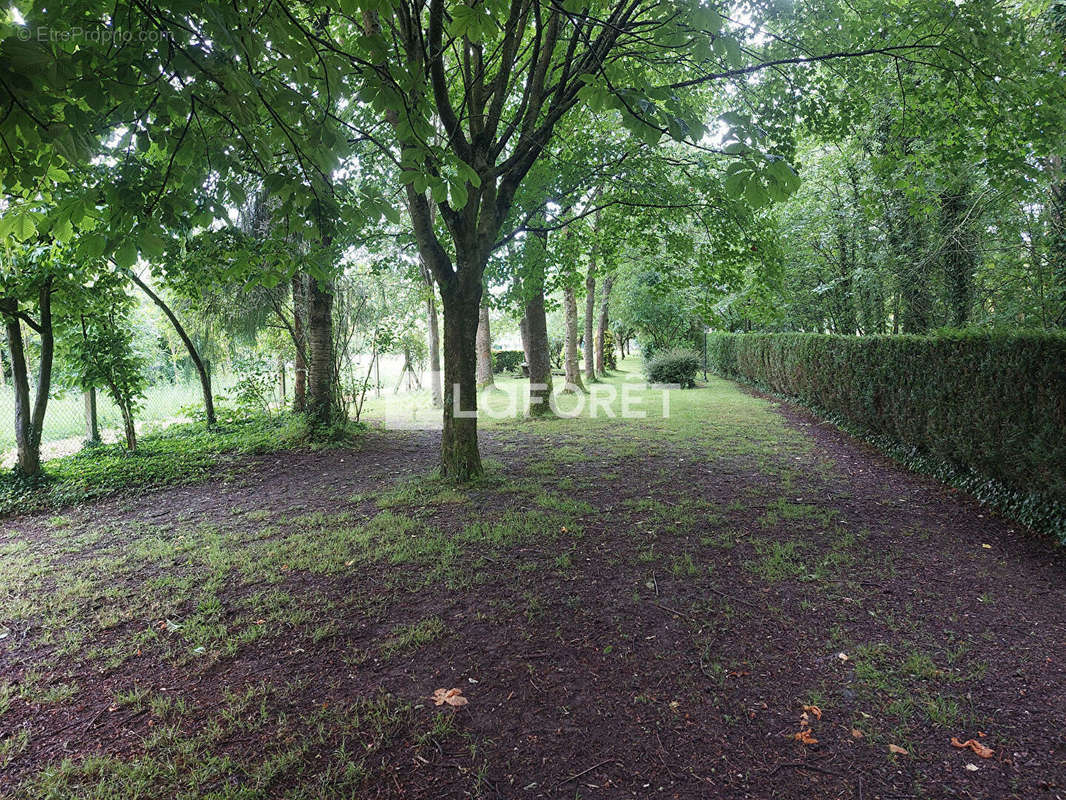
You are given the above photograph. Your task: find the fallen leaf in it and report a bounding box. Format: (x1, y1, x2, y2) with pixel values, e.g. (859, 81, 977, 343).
(951, 737, 994, 758)
(965, 763, 979, 772)
(889, 744, 909, 755)
(851, 728, 864, 739)
(432, 688, 469, 707)
(793, 729, 818, 745)
(803, 704, 822, 720)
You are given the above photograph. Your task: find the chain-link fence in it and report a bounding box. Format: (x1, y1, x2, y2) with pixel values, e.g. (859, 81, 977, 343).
(0, 353, 424, 466)
(0, 373, 237, 465)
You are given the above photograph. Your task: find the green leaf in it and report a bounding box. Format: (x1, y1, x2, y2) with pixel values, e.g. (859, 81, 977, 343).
(114, 242, 138, 269)
(381, 202, 401, 224)
(10, 212, 37, 242)
(744, 178, 769, 208)
(140, 232, 165, 259)
(449, 180, 469, 211)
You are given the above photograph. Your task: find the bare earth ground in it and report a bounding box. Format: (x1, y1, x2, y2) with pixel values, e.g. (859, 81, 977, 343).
(0, 373, 1063, 799)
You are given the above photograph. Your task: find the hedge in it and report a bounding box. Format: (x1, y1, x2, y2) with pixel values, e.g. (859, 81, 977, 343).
(707, 331, 1066, 534)
(492, 349, 525, 374)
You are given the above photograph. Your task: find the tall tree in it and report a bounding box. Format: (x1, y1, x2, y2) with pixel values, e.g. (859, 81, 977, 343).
(562, 283, 586, 394)
(475, 300, 495, 390)
(125, 268, 216, 425)
(595, 275, 614, 376)
(0, 268, 53, 475)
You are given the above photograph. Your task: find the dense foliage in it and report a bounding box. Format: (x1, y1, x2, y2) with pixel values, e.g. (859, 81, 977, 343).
(491, 350, 525, 375)
(707, 331, 1066, 535)
(645, 348, 701, 388)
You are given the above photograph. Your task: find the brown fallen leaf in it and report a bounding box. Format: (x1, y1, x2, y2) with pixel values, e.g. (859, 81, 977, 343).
(803, 704, 822, 720)
(951, 737, 994, 759)
(793, 729, 818, 745)
(888, 744, 909, 755)
(851, 728, 864, 739)
(432, 688, 469, 707)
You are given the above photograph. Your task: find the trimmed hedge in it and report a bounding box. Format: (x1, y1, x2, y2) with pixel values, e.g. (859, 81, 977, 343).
(707, 331, 1066, 534)
(646, 348, 700, 388)
(492, 349, 525, 374)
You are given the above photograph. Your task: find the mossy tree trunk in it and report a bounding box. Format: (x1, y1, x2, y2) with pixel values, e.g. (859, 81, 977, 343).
(306, 276, 335, 428)
(438, 278, 483, 480)
(291, 272, 308, 413)
(595, 275, 613, 377)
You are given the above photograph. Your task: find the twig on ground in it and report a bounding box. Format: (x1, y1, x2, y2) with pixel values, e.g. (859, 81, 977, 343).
(767, 761, 844, 778)
(550, 759, 616, 791)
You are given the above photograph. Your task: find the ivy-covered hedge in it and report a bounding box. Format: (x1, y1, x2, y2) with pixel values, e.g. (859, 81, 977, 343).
(707, 331, 1066, 535)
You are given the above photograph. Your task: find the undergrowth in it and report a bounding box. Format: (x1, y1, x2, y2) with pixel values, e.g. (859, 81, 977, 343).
(0, 414, 314, 516)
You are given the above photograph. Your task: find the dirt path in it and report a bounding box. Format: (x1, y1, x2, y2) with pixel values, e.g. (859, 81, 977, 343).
(0, 379, 1063, 799)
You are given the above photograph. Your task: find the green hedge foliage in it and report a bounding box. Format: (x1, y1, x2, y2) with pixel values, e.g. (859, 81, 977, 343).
(646, 348, 701, 388)
(707, 331, 1066, 534)
(492, 349, 525, 374)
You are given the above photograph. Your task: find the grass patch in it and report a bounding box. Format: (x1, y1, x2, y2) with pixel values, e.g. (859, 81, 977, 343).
(0, 414, 311, 516)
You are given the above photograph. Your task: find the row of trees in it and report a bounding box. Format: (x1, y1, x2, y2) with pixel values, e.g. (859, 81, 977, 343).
(1, 0, 1063, 479)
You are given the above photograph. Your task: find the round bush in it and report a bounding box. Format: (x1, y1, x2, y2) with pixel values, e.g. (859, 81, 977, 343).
(645, 348, 700, 388)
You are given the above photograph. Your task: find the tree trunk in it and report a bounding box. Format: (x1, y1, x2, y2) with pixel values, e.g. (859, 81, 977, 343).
(524, 278, 553, 416)
(584, 269, 597, 383)
(292, 273, 308, 413)
(5, 314, 37, 475)
(519, 312, 531, 368)
(115, 392, 137, 451)
(475, 300, 495, 389)
(306, 277, 335, 428)
(562, 285, 585, 393)
(278, 355, 286, 404)
(939, 182, 976, 328)
(425, 275, 443, 407)
(126, 269, 216, 425)
(83, 389, 100, 443)
(595, 275, 613, 377)
(438, 281, 482, 481)
(2, 284, 53, 476)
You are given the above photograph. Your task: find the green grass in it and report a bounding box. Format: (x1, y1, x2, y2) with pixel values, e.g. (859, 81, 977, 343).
(20, 684, 444, 800)
(359, 358, 810, 466)
(0, 413, 310, 515)
(3, 354, 1006, 796)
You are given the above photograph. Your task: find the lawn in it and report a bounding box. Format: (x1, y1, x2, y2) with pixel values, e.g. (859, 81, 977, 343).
(0, 362, 1062, 799)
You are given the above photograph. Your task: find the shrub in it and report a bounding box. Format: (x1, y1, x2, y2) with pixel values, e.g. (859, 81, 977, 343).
(646, 348, 701, 388)
(548, 337, 564, 370)
(492, 349, 525, 374)
(706, 331, 1066, 536)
